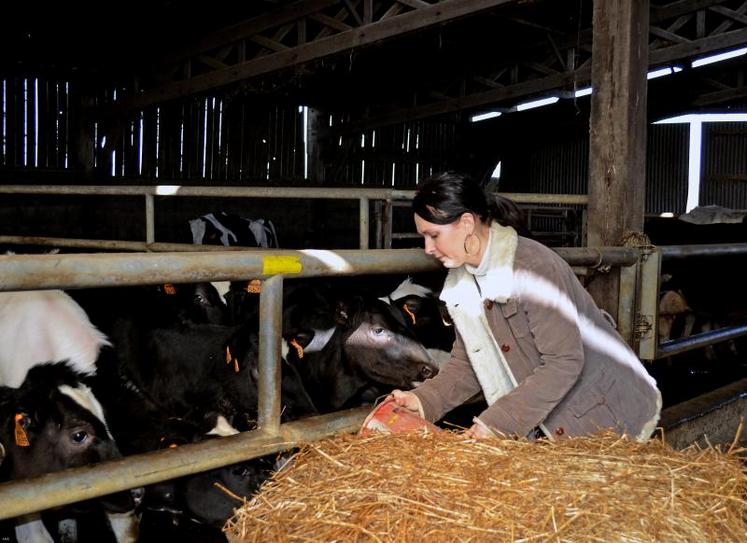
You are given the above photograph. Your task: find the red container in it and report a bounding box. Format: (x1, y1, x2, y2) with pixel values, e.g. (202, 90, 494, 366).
(359, 398, 440, 436)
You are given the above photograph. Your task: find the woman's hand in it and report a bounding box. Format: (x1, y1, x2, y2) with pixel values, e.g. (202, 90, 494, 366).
(463, 418, 495, 439)
(389, 389, 424, 418)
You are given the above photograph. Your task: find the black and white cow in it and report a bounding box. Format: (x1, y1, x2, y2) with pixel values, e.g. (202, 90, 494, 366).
(380, 278, 455, 369)
(0, 289, 141, 543)
(189, 212, 279, 248)
(281, 284, 439, 413)
(0, 363, 140, 543)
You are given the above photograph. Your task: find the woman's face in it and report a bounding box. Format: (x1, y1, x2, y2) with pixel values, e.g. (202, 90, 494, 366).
(414, 213, 469, 268)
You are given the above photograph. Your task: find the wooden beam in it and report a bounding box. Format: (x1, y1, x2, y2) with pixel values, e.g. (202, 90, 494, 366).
(587, 0, 650, 318)
(162, 0, 339, 64)
(115, 0, 518, 112)
(341, 24, 747, 133)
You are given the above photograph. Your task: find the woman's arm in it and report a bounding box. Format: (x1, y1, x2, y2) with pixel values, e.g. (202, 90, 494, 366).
(411, 331, 482, 422)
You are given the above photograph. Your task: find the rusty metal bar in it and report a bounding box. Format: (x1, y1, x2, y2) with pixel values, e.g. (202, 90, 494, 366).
(660, 243, 747, 260)
(258, 275, 283, 432)
(657, 323, 747, 358)
(0, 249, 440, 291)
(0, 236, 263, 252)
(0, 247, 637, 292)
(0, 407, 369, 521)
(359, 197, 370, 250)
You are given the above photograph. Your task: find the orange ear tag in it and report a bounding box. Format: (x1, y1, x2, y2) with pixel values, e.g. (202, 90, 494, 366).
(168, 443, 178, 449)
(225, 346, 233, 364)
(164, 283, 177, 295)
(403, 303, 417, 325)
(245, 279, 261, 294)
(289, 338, 304, 359)
(14, 414, 30, 447)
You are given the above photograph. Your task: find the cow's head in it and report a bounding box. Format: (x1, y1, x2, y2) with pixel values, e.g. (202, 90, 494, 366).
(342, 298, 439, 388)
(0, 363, 140, 516)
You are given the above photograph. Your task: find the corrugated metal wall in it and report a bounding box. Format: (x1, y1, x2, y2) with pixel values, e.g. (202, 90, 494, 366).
(701, 122, 747, 209)
(646, 123, 689, 215)
(498, 123, 690, 215)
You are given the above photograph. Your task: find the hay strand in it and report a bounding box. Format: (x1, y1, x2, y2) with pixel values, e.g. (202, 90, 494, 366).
(225, 431, 747, 542)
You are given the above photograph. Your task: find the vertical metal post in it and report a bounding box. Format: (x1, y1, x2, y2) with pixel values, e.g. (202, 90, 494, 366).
(637, 248, 661, 360)
(258, 274, 283, 433)
(359, 197, 370, 249)
(617, 261, 638, 347)
(384, 200, 393, 249)
(145, 193, 155, 245)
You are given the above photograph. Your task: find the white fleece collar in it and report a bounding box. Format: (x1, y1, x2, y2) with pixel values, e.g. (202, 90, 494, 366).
(441, 222, 518, 306)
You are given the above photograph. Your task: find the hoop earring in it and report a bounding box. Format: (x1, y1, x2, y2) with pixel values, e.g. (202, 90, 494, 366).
(464, 232, 481, 256)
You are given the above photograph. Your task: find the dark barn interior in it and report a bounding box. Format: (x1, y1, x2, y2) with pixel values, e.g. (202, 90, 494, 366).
(1, 0, 746, 541)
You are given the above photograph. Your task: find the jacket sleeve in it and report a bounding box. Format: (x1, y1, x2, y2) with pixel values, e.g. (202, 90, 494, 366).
(477, 257, 585, 437)
(411, 330, 482, 423)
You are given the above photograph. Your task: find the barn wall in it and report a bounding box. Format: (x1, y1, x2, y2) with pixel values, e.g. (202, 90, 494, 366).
(701, 122, 747, 209)
(497, 122, 690, 215)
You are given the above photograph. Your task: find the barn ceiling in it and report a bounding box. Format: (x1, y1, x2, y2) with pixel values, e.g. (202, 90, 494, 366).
(2, 0, 746, 127)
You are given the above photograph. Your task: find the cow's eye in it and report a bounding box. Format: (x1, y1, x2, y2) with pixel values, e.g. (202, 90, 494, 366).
(373, 327, 385, 335)
(194, 294, 206, 305)
(71, 431, 88, 444)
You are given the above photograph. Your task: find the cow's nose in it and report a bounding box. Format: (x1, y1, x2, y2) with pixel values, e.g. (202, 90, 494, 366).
(419, 365, 435, 379)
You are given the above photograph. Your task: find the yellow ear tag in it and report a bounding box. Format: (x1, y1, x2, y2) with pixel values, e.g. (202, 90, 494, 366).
(14, 414, 30, 447)
(245, 279, 261, 294)
(289, 338, 304, 359)
(164, 283, 177, 295)
(403, 303, 417, 325)
(225, 346, 232, 364)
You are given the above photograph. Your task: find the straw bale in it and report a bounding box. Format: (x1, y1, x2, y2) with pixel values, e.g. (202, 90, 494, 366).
(225, 431, 747, 542)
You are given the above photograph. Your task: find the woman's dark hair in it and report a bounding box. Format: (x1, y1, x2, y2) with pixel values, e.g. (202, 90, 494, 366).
(413, 172, 531, 237)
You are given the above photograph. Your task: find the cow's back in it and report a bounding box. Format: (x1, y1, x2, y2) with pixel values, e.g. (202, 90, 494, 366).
(0, 290, 110, 387)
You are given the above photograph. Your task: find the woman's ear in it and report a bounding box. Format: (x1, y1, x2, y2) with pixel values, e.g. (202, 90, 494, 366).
(459, 212, 476, 232)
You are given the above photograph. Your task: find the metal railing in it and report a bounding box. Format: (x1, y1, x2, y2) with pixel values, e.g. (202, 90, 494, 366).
(637, 243, 747, 360)
(0, 184, 588, 251)
(0, 245, 636, 519)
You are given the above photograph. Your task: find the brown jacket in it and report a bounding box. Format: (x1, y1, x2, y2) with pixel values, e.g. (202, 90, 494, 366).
(413, 233, 661, 440)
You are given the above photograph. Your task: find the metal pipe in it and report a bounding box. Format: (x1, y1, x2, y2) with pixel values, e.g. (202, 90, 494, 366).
(144, 193, 155, 244)
(0, 249, 440, 291)
(0, 184, 417, 200)
(0, 408, 369, 520)
(660, 243, 747, 260)
(553, 247, 639, 267)
(359, 197, 369, 250)
(258, 275, 283, 432)
(657, 323, 747, 358)
(0, 184, 588, 206)
(0, 236, 262, 252)
(0, 247, 636, 292)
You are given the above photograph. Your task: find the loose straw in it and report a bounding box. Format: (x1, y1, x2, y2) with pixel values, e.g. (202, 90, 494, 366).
(225, 431, 747, 542)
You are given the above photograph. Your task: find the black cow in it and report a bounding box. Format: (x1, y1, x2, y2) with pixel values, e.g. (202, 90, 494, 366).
(282, 286, 439, 413)
(0, 363, 140, 543)
(381, 277, 456, 369)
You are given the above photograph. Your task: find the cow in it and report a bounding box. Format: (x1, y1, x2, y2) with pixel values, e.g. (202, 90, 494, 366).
(0, 290, 111, 388)
(282, 285, 440, 413)
(0, 363, 140, 543)
(380, 277, 456, 369)
(189, 212, 279, 248)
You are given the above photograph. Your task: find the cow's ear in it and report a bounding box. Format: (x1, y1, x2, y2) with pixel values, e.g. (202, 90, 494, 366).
(14, 412, 32, 447)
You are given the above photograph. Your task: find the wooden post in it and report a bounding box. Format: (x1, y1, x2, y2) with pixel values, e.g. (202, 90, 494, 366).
(587, 0, 649, 318)
(306, 107, 327, 183)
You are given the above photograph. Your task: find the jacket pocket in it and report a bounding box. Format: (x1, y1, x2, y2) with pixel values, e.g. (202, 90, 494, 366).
(501, 299, 531, 338)
(570, 370, 617, 419)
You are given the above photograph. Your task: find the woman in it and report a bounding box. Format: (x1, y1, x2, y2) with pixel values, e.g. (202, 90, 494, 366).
(390, 172, 661, 440)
